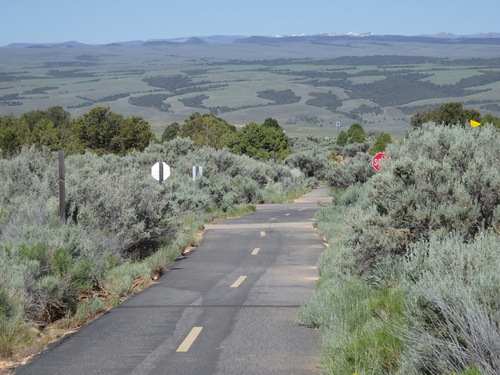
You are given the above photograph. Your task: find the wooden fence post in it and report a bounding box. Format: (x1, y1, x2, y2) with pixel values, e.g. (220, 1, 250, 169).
(59, 150, 66, 223)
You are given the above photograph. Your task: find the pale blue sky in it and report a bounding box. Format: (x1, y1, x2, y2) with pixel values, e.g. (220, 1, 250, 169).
(1, 0, 498, 46)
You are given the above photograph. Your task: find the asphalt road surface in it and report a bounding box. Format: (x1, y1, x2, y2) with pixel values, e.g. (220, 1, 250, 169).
(16, 188, 331, 375)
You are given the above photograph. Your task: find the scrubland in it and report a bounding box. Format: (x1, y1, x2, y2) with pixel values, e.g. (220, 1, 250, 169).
(1, 113, 499, 375)
(300, 124, 500, 374)
(0, 137, 313, 360)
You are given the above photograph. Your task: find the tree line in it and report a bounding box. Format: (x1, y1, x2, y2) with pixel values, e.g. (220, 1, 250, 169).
(411, 101, 500, 128)
(0, 106, 293, 163)
(3, 102, 497, 162)
(0, 106, 154, 158)
(162, 113, 292, 162)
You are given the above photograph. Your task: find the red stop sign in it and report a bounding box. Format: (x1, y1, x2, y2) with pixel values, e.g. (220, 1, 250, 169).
(372, 152, 389, 171)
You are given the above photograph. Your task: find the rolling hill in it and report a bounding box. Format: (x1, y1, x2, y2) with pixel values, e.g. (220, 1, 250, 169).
(2, 33, 500, 136)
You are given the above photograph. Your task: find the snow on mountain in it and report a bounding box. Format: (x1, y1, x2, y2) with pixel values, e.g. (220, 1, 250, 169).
(3, 32, 500, 48)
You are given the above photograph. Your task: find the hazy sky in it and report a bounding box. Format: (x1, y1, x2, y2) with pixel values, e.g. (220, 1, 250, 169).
(1, 0, 498, 46)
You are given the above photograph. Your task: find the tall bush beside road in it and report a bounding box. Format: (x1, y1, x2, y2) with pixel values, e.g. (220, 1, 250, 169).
(302, 124, 500, 374)
(400, 232, 500, 374)
(349, 123, 499, 272)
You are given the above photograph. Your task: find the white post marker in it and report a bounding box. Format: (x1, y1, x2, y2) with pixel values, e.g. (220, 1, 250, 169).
(58, 150, 66, 223)
(151, 162, 170, 184)
(192, 166, 203, 181)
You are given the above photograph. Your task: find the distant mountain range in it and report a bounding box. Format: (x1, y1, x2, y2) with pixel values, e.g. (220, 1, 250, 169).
(4, 32, 500, 48)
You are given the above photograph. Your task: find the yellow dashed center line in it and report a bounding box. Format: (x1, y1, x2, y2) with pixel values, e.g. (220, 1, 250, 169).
(251, 248, 260, 255)
(176, 327, 203, 352)
(230, 276, 247, 288)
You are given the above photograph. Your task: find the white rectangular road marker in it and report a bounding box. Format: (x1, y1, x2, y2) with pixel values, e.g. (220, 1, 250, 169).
(230, 276, 247, 288)
(260, 231, 266, 236)
(251, 248, 260, 255)
(176, 327, 203, 352)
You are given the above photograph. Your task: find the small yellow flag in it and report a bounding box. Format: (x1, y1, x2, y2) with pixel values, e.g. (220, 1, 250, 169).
(470, 120, 482, 127)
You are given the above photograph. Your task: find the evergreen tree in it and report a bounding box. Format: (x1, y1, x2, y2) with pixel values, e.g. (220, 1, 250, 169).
(411, 102, 482, 127)
(179, 112, 236, 149)
(368, 131, 392, 155)
(481, 114, 500, 129)
(74, 107, 154, 155)
(336, 131, 348, 146)
(161, 122, 180, 142)
(226, 119, 291, 162)
(0, 115, 30, 158)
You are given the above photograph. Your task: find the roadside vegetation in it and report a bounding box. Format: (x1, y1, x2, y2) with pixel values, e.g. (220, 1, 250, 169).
(299, 107, 500, 374)
(1, 102, 500, 375)
(0, 108, 316, 362)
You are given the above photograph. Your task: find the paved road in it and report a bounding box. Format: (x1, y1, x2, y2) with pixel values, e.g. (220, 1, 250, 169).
(16, 188, 331, 375)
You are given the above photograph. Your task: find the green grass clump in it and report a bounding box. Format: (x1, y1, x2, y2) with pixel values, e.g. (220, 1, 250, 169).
(75, 297, 105, 326)
(261, 184, 310, 203)
(456, 366, 484, 375)
(0, 283, 32, 357)
(300, 278, 405, 375)
(221, 204, 256, 218)
(105, 262, 151, 301)
(0, 318, 33, 357)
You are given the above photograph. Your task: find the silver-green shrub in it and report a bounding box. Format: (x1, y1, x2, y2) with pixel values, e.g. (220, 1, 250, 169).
(399, 232, 500, 374)
(285, 150, 330, 179)
(346, 124, 500, 272)
(325, 152, 375, 189)
(0, 136, 306, 328)
(287, 136, 337, 182)
(308, 124, 500, 374)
